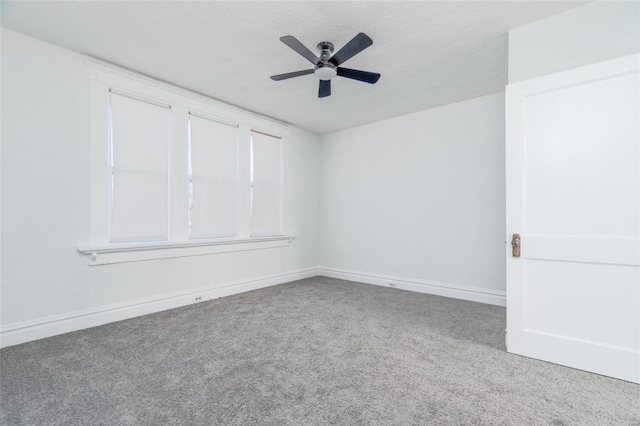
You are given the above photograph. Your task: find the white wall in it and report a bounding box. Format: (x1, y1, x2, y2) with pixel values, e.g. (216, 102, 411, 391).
(318, 93, 506, 299)
(508, 1, 640, 83)
(14, 0, 605, 338)
(0, 29, 320, 328)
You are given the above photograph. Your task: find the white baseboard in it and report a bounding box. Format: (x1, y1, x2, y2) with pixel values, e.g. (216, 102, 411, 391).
(1, 265, 505, 349)
(0, 267, 317, 349)
(316, 266, 506, 307)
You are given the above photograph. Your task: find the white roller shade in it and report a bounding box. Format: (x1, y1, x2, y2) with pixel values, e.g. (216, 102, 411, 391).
(189, 113, 239, 238)
(251, 131, 282, 236)
(109, 92, 170, 242)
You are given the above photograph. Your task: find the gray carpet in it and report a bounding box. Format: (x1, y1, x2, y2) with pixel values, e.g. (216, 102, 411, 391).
(1, 277, 638, 425)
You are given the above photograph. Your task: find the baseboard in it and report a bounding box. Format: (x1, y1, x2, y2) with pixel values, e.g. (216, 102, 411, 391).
(1, 265, 505, 349)
(316, 266, 506, 307)
(0, 267, 317, 349)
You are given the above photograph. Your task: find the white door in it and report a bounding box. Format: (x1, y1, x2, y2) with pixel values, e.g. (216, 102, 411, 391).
(506, 54, 640, 383)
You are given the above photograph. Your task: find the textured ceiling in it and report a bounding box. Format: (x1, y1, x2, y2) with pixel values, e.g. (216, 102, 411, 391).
(1, 1, 584, 134)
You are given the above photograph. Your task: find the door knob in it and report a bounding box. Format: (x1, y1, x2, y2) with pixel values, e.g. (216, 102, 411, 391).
(511, 233, 521, 258)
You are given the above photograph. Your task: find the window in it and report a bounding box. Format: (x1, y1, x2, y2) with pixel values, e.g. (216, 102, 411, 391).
(81, 64, 294, 265)
(109, 90, 171, 243)
(250, 131, 283, 236)
(188, 112, 239, 239)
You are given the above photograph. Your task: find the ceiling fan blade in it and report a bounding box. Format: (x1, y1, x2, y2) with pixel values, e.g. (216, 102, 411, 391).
(337, 67, 381, 84)
(318, 80, 331, 98)
(280, 36, 320, 65)
(270, 69, 314, 81)
(329, 33, 373, 66)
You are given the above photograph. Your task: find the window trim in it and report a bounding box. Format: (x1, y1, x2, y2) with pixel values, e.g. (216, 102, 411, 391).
(82, 61, 294, 265)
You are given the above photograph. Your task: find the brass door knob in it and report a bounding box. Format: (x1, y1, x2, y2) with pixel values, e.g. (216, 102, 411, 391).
(511, 233, 521, 258)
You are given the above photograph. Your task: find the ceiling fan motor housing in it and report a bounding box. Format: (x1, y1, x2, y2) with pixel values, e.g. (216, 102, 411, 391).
(314, 41, 337, 80)
(316, 41, 334, 62)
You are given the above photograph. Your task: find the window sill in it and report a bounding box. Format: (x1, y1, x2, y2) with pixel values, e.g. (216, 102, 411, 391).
(78, 235, 296, 266)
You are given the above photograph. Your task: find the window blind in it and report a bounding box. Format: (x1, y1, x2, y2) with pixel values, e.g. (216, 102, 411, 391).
(109, 93, 170, 242)
(189, 113, 239, 238)
(250, 131, 282, 236)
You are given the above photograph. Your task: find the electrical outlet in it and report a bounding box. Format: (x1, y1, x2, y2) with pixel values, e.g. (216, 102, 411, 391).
(194, 296, 203, 303)
(389, 282, 396, 288)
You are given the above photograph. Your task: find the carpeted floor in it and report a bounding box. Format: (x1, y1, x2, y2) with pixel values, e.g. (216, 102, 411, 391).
(1, 277, 638, 425)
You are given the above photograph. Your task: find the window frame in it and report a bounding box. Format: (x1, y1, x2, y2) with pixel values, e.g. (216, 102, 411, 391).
(81, 62, 294, 265)
(107, 88, 172, 243)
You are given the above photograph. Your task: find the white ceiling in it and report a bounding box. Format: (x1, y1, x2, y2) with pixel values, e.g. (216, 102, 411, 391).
(1, 1, 584, 134)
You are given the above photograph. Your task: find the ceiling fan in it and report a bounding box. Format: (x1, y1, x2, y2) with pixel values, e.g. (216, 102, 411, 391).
(270, 33, 381, 98)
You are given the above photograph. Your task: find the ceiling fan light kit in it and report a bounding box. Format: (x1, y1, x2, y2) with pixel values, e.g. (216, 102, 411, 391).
(270, 33, 381, 98)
